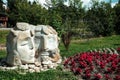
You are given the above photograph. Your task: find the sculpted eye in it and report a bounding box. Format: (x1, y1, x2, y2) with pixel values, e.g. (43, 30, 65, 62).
(21, 42, 28, 46)
(21, 37, 30, 46)
(20, 38, 29, 46)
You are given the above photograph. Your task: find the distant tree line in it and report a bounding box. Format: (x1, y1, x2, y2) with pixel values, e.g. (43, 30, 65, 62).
(0, 0, 120, 37)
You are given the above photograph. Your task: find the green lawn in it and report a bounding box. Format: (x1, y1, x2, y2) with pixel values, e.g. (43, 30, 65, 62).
(0, 30, 120, 80)
(0, 69, 77, 80)
(0, 30, 10, 44)
(60, 35, 120, 57)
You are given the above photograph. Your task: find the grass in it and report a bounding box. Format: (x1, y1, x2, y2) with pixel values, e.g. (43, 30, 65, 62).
(0, 69, 77, 80)
(0, 30, 120, 80)
(0, 30, 10, 44)
(0, 50, 6, 59)
(60, 35, 120, 57)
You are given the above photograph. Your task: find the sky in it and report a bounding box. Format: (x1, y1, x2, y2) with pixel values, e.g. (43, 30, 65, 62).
(29, 0, 118, 8)
(3, 0, 119, 8)
(82, 0, 118, 7)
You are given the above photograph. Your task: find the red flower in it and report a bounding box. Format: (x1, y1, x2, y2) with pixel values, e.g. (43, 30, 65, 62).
(86, 57, 93, 63)
(75, 68, 82, 74)
(85, 68, 91, 73)
(90, 66, 94, 70)
(100, 61, 106, 68)
(105, 74, 110, 79)
(63, 50, 120, 80)
(115, 75, 120, 80)
(79, 61, 87, 68)
(85, 73, 91, 78)
(107, 68, 112, 73)
(117, 47, 120, 51)
(94, 73, 102, 79)
(111, 62, 117, 69)
(71, 61, 76, 67)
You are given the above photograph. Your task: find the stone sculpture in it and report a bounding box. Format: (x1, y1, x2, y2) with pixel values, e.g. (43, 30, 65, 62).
(6, 23, 36, 66)
(0, 22, 61, 72)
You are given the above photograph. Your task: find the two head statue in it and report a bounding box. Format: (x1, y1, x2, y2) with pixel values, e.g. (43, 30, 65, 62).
(6, 22, 61, 67)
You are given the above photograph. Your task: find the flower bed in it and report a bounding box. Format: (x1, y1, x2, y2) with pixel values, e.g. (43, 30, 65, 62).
(64, 48, 120, 80)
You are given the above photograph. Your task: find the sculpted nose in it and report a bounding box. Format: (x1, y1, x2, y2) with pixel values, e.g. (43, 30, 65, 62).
(28, 38, 34, 50)
(40, 36, 48, 51)
(29, 44, 33, 50)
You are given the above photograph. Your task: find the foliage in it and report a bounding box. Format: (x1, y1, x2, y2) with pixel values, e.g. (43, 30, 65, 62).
(0, 0, 5, 12)
(85, 1, 116, 36)
(7, 0, 48, 27)
(114, 3, 120, 34)
(0, 0, 119, 37)
(8, 0, 83, 37)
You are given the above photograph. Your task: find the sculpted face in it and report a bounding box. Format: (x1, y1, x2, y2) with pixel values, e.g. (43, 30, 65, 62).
(39, 25, 59, 51)
(45, 34, 58, 50)
(17, 30, 35, 63)
(6, 24, 35, 65)
(6, 23, 61, 66)
(34, 26, 59, 51)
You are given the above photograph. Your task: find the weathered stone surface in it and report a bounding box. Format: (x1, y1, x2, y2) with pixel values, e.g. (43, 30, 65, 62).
(0, 22, 62, 72)
(34, 67, 40, 72)
(6, 22, 35, 66)
(20, 64, 28, 70)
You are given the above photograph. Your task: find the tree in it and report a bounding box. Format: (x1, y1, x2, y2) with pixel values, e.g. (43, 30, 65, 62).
(45, 0, 65, 35)
(114, 2, 120, 34)
(85, 1, 115, 36)
(7, 0, 48, 27)
(7, 0, 30, 26)
(0, 0, 5, 12)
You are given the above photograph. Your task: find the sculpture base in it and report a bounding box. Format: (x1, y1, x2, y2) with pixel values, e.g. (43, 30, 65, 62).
(0, 58, 62, 73)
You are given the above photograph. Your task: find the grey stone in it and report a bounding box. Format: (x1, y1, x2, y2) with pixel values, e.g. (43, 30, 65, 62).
(3, 22, 62, 72)
(20, 64, 28, 70)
